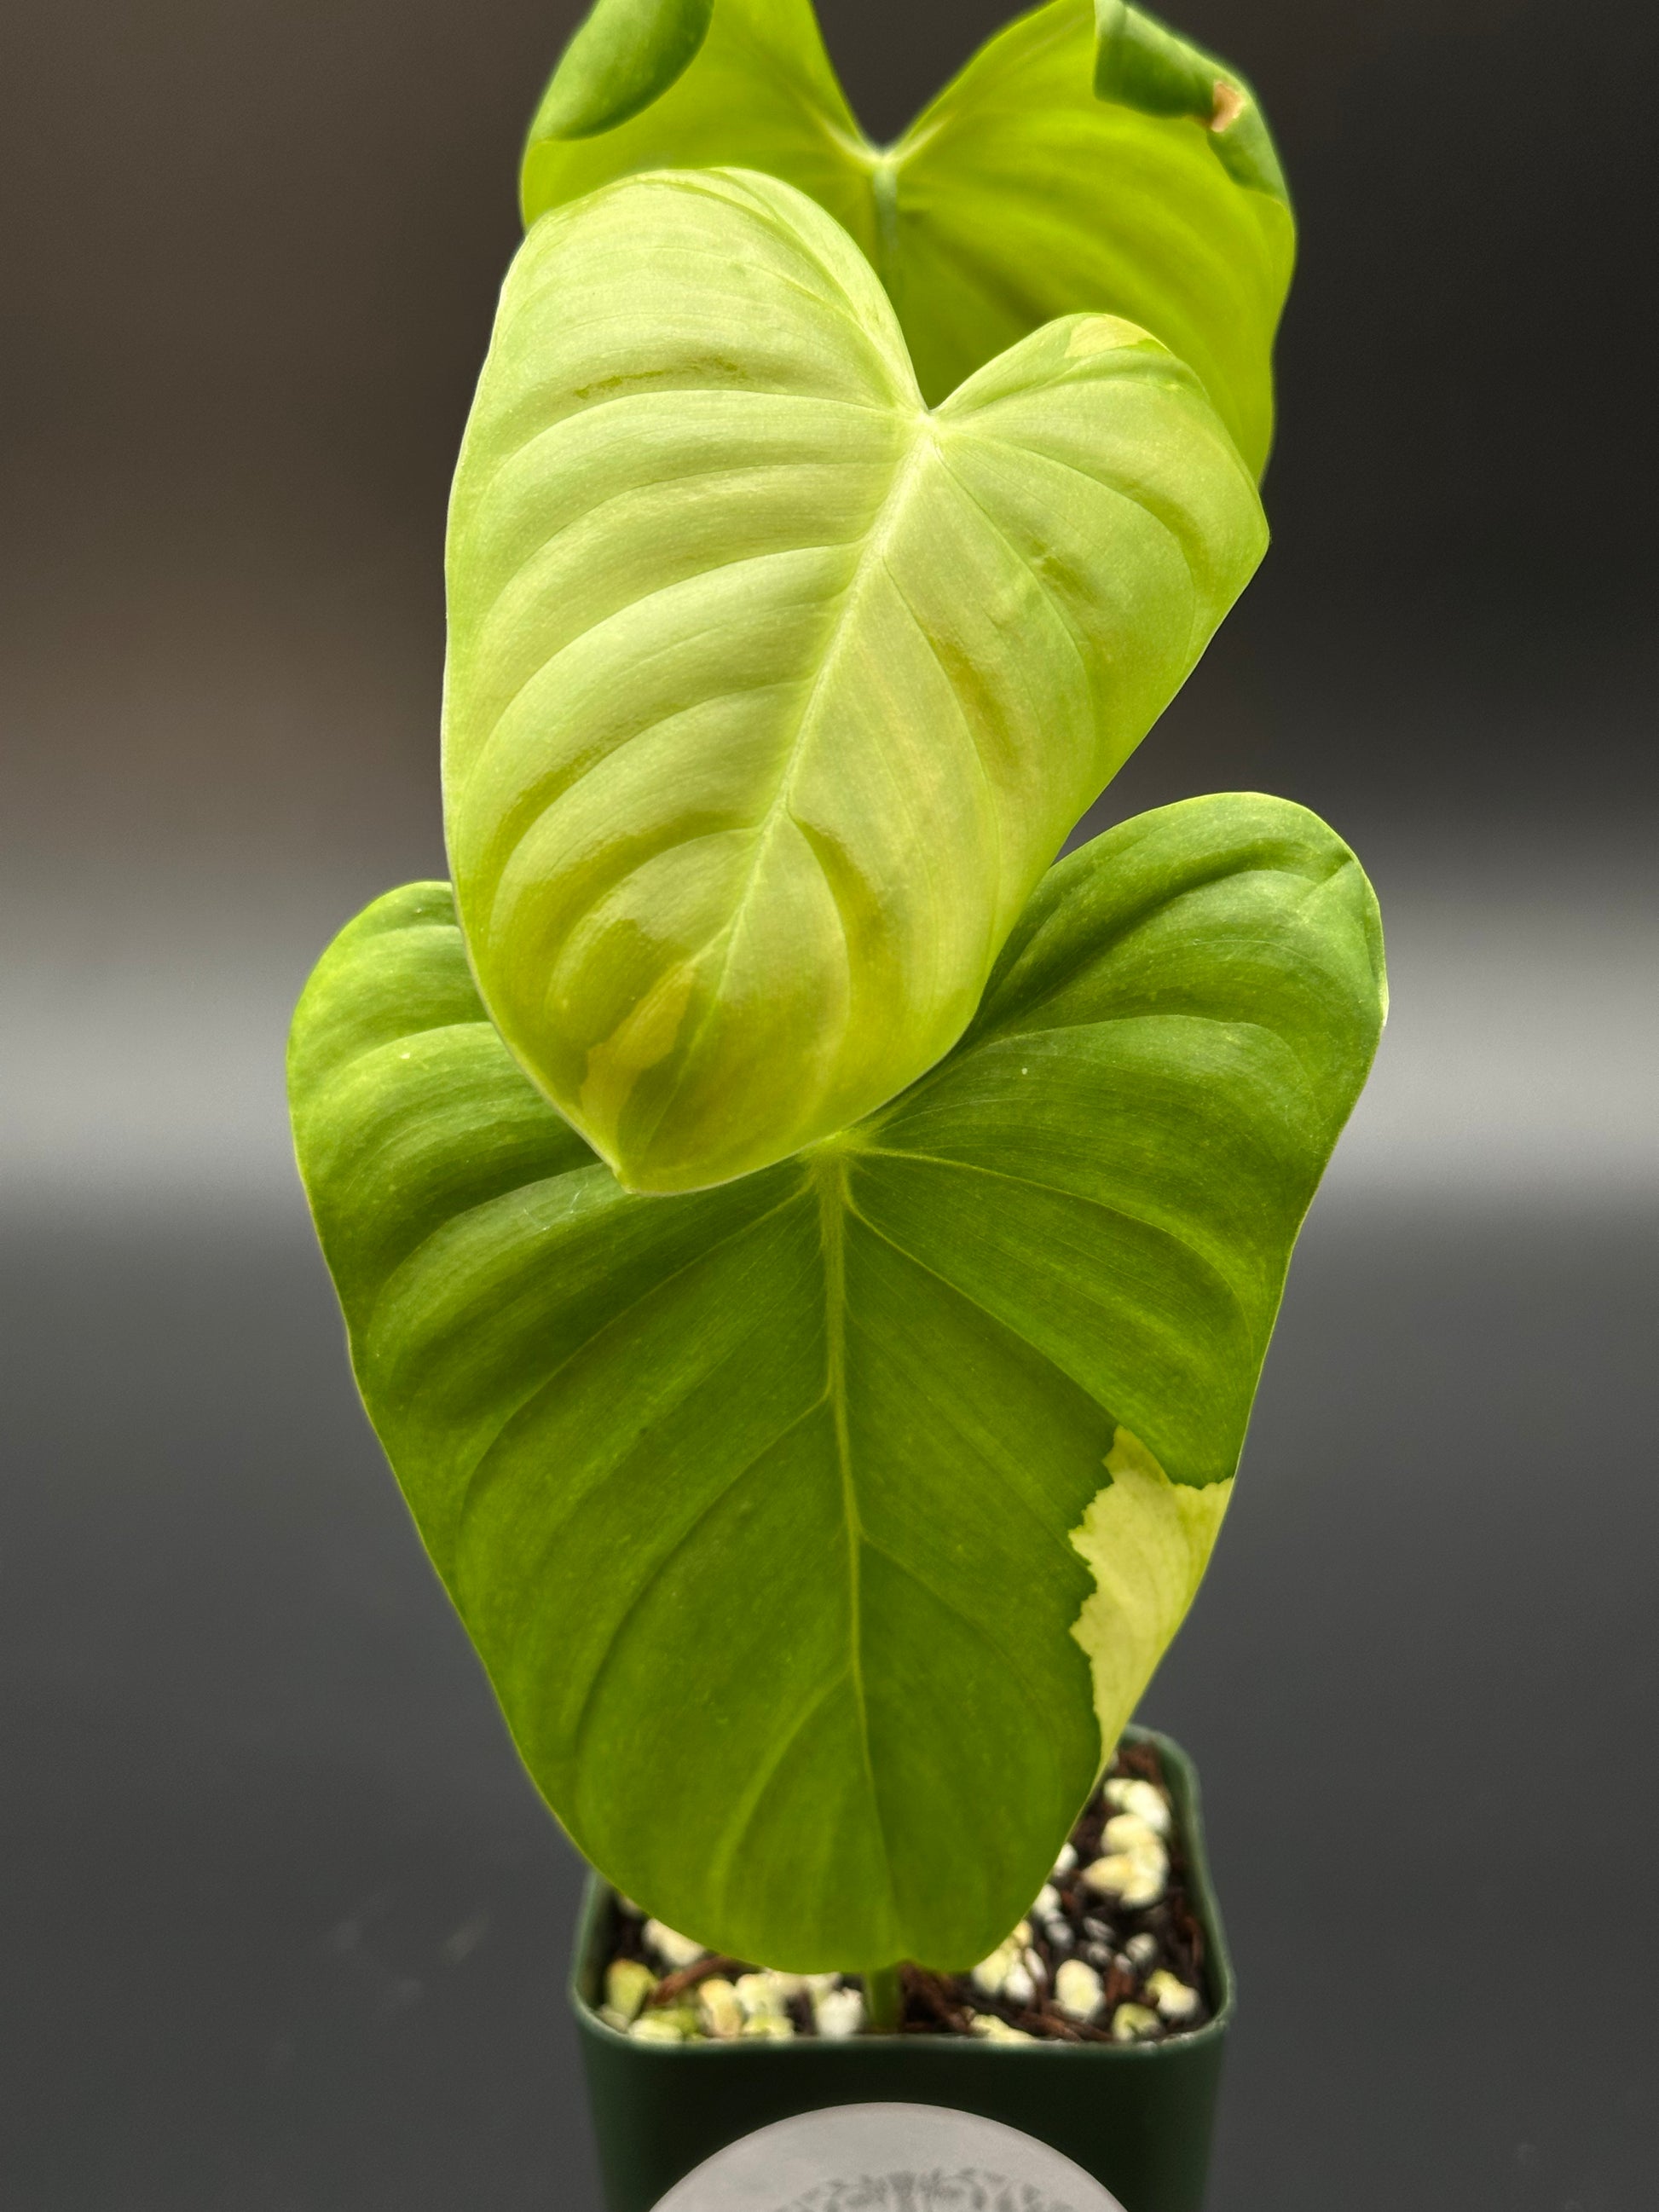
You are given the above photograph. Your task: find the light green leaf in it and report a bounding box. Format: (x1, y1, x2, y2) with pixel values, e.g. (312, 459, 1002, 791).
(445, 166, 1265, 1194)
(521, 0, 1293, 473)
(288, 794, 1385, 1972)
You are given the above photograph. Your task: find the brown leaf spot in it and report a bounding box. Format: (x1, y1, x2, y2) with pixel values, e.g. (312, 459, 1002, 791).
(1210, 81, 1246, 134)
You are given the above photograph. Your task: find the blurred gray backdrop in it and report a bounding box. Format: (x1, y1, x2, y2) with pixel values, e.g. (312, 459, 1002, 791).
(3, 3, 1655, 2208)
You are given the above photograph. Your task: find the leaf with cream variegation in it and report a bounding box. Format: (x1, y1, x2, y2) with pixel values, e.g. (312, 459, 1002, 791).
(288, 794, 1384, 1972)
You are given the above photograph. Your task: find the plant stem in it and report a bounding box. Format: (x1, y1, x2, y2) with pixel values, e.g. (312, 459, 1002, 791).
(864, 1963, 903, 2034)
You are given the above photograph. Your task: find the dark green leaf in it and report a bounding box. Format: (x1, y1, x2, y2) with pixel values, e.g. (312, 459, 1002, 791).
(289, 795, 1384, 1972)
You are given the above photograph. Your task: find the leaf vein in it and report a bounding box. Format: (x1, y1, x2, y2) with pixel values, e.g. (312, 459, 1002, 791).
(861, 1143, 1262, 1346)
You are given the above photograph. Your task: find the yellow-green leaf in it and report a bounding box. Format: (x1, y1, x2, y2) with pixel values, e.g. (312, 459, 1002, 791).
(444, 167, 1264, 1193)
(522, 0, 1293, 473)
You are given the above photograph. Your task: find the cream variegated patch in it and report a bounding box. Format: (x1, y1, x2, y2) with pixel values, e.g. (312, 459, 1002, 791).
(1068, 1429, 1232, 1772)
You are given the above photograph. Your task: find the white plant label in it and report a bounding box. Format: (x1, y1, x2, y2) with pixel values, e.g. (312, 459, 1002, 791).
(651, 2100, 1126, 2211)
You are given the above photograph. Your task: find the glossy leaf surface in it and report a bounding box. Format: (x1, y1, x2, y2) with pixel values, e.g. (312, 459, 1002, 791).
(444, 167, 1265, 1193)
(522, 0, 1293, 473)
(289, 795, 1384, 1971)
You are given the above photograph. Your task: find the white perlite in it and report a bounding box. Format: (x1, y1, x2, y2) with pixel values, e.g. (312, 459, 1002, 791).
(697, 1978, 745, 2039)
(1081, 1851, 1166, 1910)
(1146, 1969, 1201, 2021)
(603, 1958, 657, 2025)
(735, 1971, 799, 2019)
(1002, 1955, 1038, 2008)
(1104, 1777, 1172, 1836)
(971, 1920, 1034, 1997)
(1101, 1812, 1165, 1859)
(1110, 2002, 1161, 2044)
(812, 1986, 866, 2040)
(644, 1920, 707, 1971)
(1053, 1958, 1104, 2022)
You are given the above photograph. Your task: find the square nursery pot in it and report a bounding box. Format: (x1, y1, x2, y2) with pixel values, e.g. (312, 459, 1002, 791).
(569, 1726, 1234, 2212)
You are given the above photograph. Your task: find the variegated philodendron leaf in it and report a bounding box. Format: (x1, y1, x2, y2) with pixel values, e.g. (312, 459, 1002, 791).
(522, 0, 1293, 475)
(445, 167, 1265, 1194)
(288, 794, 1384, 1972)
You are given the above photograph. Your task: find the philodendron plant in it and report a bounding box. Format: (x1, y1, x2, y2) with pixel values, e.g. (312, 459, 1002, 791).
(289, 0, 1384, 2026)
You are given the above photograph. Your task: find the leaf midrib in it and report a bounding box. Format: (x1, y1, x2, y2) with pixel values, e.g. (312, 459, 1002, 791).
(624, 419, 937, 1160)
(812, 1149, 900, 1946)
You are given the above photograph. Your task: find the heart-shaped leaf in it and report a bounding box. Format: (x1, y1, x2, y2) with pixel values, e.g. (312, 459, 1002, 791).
(289, 794, 1384, 1972)
(445, 166, 1265, 1193)
(522, 0, 1293, 474)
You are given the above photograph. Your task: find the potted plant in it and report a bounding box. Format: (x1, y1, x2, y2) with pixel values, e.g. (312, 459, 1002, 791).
(287, 4, 1384, 2207)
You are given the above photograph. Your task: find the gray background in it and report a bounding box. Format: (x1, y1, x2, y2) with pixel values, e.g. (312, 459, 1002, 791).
(3, 1, 1654, 2206)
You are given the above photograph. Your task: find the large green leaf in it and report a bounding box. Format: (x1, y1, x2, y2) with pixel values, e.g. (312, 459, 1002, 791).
(289, 794, 1384, 1972)
(445, 166, 1264, 1195)
(521, 0, 1293, 474)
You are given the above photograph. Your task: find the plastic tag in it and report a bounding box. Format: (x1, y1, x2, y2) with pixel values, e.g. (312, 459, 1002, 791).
(651, 2099, 1126, 2209)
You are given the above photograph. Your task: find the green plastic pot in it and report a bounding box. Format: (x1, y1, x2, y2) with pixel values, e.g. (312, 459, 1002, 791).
(569, 1725, 1234, 2212)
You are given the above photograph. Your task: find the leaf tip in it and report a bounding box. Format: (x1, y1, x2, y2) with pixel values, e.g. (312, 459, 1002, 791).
(1092, 0, 1288, 204)
(529, 0, 714, 145)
